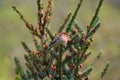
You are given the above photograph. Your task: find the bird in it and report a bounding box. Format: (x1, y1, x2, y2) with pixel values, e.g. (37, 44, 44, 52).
(47, 32, 69, 51)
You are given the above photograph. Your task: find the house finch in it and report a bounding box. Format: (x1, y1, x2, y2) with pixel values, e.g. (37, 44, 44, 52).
(47, 32, 69, 50)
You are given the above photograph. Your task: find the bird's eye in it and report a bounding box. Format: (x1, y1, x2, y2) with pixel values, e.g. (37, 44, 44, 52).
(62, 32, 66, 34)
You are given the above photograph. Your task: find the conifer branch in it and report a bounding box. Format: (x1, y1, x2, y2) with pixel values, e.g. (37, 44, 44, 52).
(74, 47, 81, 80)
(13, 0, 110, 80)
(21, 41, 31, 54)
(58, 46, 63, 80)
(14, 57, 28, 80)
(91, 52, 102, 66)
(90, 0, 104, 27)
(12, 6, 41, 38)
(101, 61, 110, 79)
(24, 54, 39, 80)
(37, 0, 43, 28)
(81, 66, 93, 78)
(58, 12, 72, 33)
(81, 52, 91, 63)
(86, 0, 104, 38)
(73, 19, 83, 33)
(45, 27, 54, 40)
(33, 36, 42, 52)
(66, 0, 83, 33)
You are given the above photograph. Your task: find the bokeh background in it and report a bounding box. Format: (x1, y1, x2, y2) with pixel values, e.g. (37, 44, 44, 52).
(0, 0, 120, 80)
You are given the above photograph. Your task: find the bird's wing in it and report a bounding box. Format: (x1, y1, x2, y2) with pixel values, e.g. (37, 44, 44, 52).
(47, 38, 62, 51)
(49, 34, 61, 46)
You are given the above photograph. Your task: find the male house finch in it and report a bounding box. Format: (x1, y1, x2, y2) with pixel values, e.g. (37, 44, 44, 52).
(47, 32, 69, 50)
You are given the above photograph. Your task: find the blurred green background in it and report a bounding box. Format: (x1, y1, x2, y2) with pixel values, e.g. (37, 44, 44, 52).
(0, 0, 120, 80)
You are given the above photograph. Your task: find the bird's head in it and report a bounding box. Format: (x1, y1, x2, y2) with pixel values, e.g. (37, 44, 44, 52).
(61, 32, 69, 42)
(61, 32, 66, 35)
